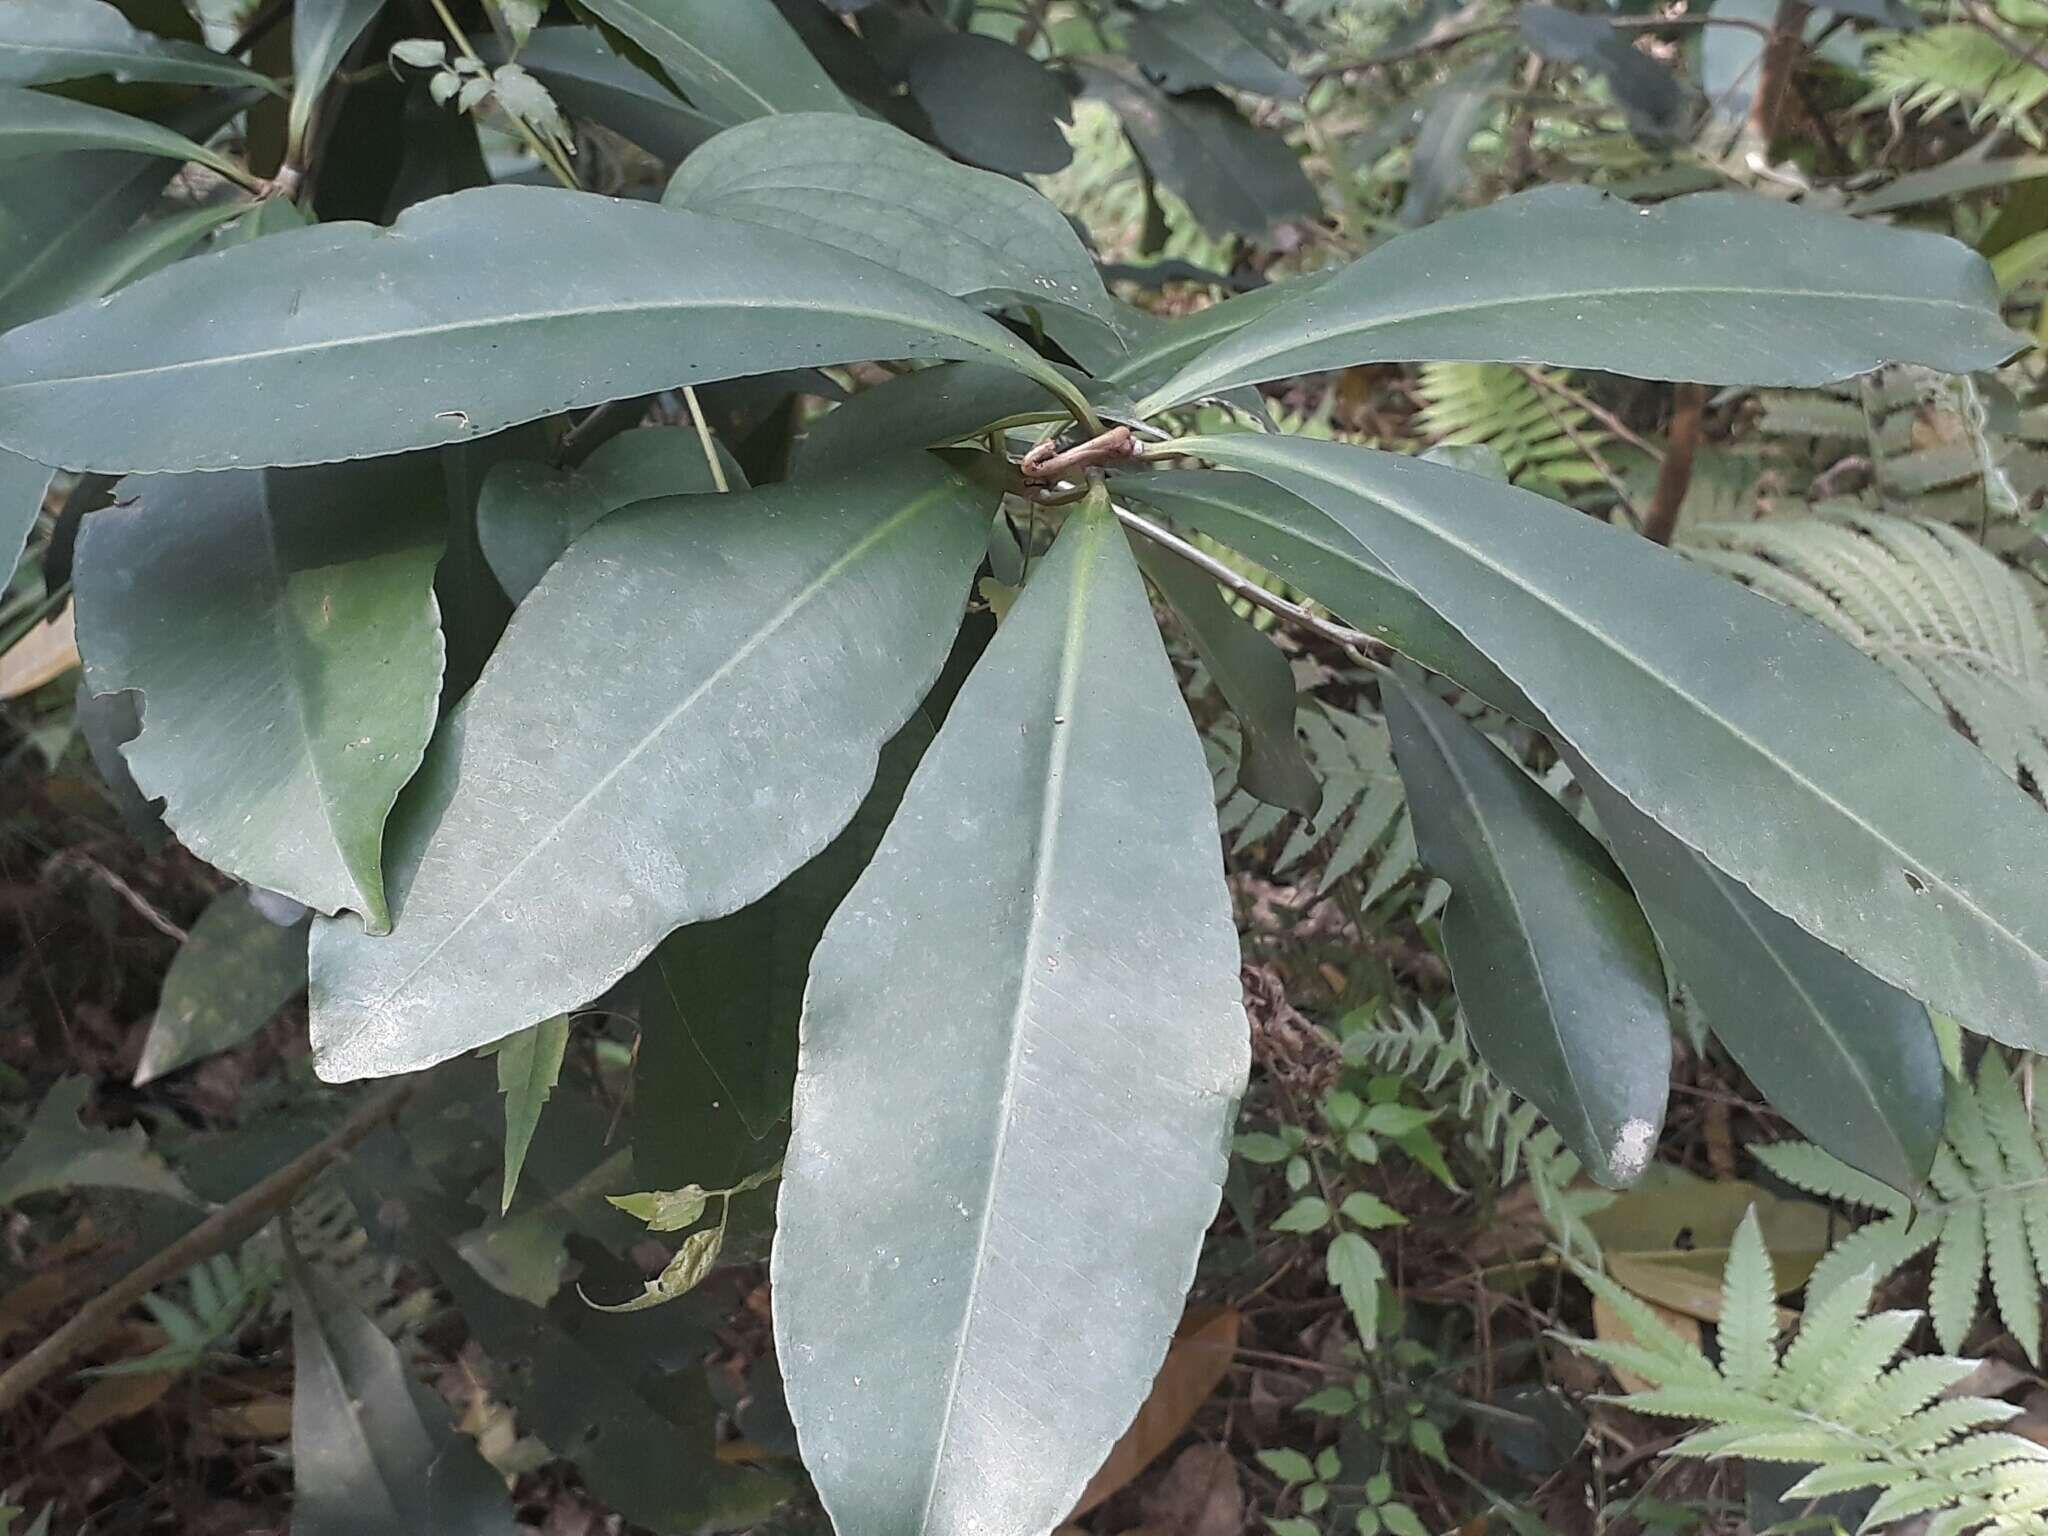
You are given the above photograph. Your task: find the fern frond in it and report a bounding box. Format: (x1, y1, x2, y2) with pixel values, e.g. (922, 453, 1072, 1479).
(1758, 1054, 2048, 1365)
(1572, 1210, 2048, 1535)
(1346, 1006, 1608, 1258)
(1861, 27, 2048, 147)
(1415, 362, 1608, 500)
(1684, 511, 2048, 801)
(1267, 700, 1418, 899)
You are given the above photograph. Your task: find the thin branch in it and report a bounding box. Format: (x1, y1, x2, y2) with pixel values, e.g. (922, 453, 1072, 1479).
(1516, 367, 1662, 461)
(1309, 12, 1774, 77)
(1109, 500, 1384, 657)
(42, 853, 187, 944)
(1644, 382, 1706, 546)
(682, 386, 730, 494)
(0, 1079, 417, 1414)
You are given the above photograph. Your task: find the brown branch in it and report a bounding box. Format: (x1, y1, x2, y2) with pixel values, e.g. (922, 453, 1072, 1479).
(1748, 0, 1812, 146)
(0, 1078, 417, 1414)
(1021, 426, 1138, 482)
(1643, 383, 1706, 546)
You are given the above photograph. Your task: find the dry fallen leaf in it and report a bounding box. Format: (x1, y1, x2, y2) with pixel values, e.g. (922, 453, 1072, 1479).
(1072, 1305, 1241, 1517)
(209, 1398, 294, 1442)
(44, 1369, 177, 1448)
(0, 602, 78, 700)
(1141, 1442, 1243, 1536)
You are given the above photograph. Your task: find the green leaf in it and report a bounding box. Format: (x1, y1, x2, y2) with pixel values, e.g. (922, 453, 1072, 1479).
(1123, 4, 1305, 98)
(482, 24, 719, 164)
(799, 362, 1068, 479)
(0, 184, 1089, 474)
(1719, 1208, 1780, 1389)
(1340, 1191, 1405, 1230)
(0, 84, 252, 183)
(31, 194, 255, 315)
(1, 447, 49, 587)
(495, 1015, 570, 1214)
(1135, 537, 1318, 817)
(1235, 1132, 1292, 1163)
(0, 0, 279, 91)
(775, 500, 1248, 1536)
(1174, 435, 2048, 1055)
(1076, 60, 1316, 238)
(288, 1248, 520, 1536)
(1326, 1230, 1385, 1337)
(587, 1227, 723, 1312)
(1137, 186, 2025, 414)
(74, 458, 446, 929)
(1120, 469, 1526, 712)
(1573, 756, 1945, 1195)
(133, 888, 308, 1086)
(1381, 675, 1669, 1187)
(0, 1076, 195, 1206)
(665, 112, 1116, 346)
(1274, 1196, 1333, 1232)
(646, 712, 931, 1142)
(288, 0, 384, 156)
(476, 425, 738, 602)
(309, 454, 992, 1081)
(606, 1185, 709, 1231)
(908, 31, 1072, 175)
(1260, 1449, 1317, 1484)
(572, 0, 850, 123)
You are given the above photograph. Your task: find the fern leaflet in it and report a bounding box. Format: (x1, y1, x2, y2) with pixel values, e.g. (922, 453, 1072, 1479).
(1415, 362, 1607, 500)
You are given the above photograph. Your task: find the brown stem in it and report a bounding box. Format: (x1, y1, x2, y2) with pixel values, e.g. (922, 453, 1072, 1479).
(1643, 383, 1705, 547)
(1308, 13, 1774, 77)
(0, 1079, 417, 1414)
(1748, 0, 1811, 147)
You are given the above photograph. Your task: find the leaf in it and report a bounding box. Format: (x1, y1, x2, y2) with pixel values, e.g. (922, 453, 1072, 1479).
(74, 459, 445, 929)
(1135, 537, 1319, 817)
(1849, 152, 2048, 215)
(476, 425, 736, 602)
(133, 889, 308, 1085)
(573, 0, 850, 123)
(0, 84, 250, 190)
(288, 0, 384, 156)
(665, 112, 1116, 344)
(1172, 435, 2048, 1054)
(908, 31, 1073, 174)
(288, 1249, 520, 1536)
(607, 1185, 708, 1231)
(0, 1076, 194, 1206)
(587, 1226, 723, 1313)
(41, 1368, 177, 1449)
(1072, 1306, 1242, 1517)
(480, 23, 718, 163)
(1586, 1167, 1833, 1291)
(0, 0, 277, 91)
(1327, 1230, 1385, 1338)
(494, 1016, 570, 1214)
(1136, 186, 2025, 414)
(1518, 6, 1683, 137)
(1571, 755, 1945, 1195)
(0, 601, 75, 700)
(1076, 60, 1316, 238)
(1, 448, 50, 587)
(309, 454, 992, 1081)
(1382, 675, 1669, 1186)
(775, 498, 1248, 1536)
(0, 183, 1090, 474)
(1400, 57, 1504, 229)
(1593, 1294, 1704, 1394)
(799, 362, 1067, 479)
(27, 195, 256, 322)
(1123, 5, 1305, 98)
(646, 711, 931, 1147)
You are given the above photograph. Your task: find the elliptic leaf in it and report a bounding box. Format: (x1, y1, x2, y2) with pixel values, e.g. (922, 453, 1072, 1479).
(908, 32, 1073, 174)
(74, 458, 447, 928)
(1076, 61, 1317, 238)
(0, 184, 1090, 474)
(665, 113, 1116, 342)
(0, 85, 250, 182)
(1124, 4, 1306, 98)
(1574, 756, 1944, 1195)
(1134, 536, 1319, 816)
(573, 0, 851, 123)
(287, 0, 384, 155)
(1175, 435, 2048, 1052)
(134, 888, 309, 1086)
(1137, 186, 2025, 414)
(309, 455, 993, 1081)
(1382, 675, 1670, 1187)
(476, 425, 738, 602)
(1518, 7, 1683, 137)
(799, 362, 1069, 479)
(0, 1076, 194, 1207)
(776, 499, 1249, 1536)
(482, 24, 719, 163)
(494, 1015, 571, 1214)
(1, 447, 50, 587)
(0, 0, 278, 91)
(288, 1251, 519, 1536)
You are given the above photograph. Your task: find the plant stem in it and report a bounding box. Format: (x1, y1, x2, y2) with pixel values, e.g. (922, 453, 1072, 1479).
(0, 1079, 417, 1414)
(424, 0, 580, 189)
(1643, 383, 1705, 546)
(683, 385, 731, 494)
